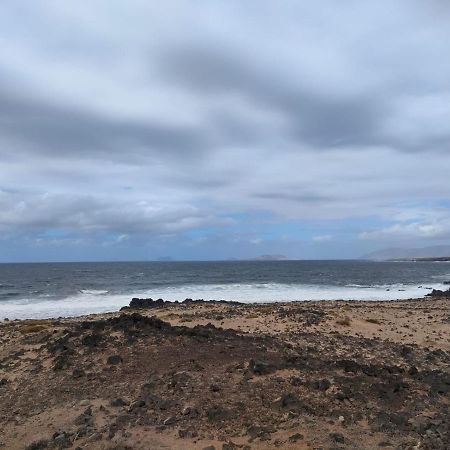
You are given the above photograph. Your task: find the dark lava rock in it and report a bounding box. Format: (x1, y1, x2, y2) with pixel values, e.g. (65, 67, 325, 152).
(400, 345, 413, 358)
(370, 379, 409, 401)
(111, 398, 128, 407)
(52, 432, 72, 449)
(128, 399, 146, 411)
(248, 358, 274, 375)
(273, 392, 300, 408)
(75, 424, 91, 438)
(78, 313, 239, 344)
(53, 353, 72, 371)
(329, 432, 345, 443)
(163, 416, 176, 426)
(25, 440, 49, 450)
(247, 425, 272, 440)
(290, 376, 304, 386)
(122, 297, 243, 311)
(289, 433, 304, 442)
(178, 428, 198, 438)
(128, 298, 166, 309)
(222, 442, 241, 450)
(46, 335, 72, 355)
(72, 368, 85, 378)
(74, 407, 93, 427)
(207, 405, 230, 421)
(312, 378, 331, 391)
(172, 370, 191, 385)
(336, 359, 361, 373)
(426, 288, 450, 297)
(107, 355, 123, 365)
(0, 378, 8, 386)
(81, 333, 103, 347)
(420, 370, 450, 395)
(372, 411, 411, 432)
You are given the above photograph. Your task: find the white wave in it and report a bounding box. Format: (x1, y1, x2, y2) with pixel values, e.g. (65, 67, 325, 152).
(79, 289, 109, 295)
(431, 274, 450, 280)
(0, 291, 130, 320)
(0, 282, 446, 320)
(138, 282, 444, 303)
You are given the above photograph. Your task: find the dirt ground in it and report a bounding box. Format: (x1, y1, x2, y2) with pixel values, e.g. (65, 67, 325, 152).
(0, 297, 449, 450)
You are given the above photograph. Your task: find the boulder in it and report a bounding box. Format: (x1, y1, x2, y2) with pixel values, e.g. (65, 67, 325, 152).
(107, 355, 123, 365)
(248, 358, 274, 375)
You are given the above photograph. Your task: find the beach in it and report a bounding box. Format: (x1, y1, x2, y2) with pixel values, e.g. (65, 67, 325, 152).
(0, 296, 449, 449)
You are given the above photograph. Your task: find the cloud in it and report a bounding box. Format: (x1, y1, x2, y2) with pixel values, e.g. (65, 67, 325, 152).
(0, 190, 229, 236)
(0, 0, 450, 260)
(0, 89, 209, 161)
(358, 206, 450, 241)
(157, 44, 384, 149)
(359, 221, 450, 241)
(313, 234, 333, 242)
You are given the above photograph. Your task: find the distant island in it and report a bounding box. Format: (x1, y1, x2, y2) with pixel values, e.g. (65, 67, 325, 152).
(361, 245, 450, 261)
(250, 254, 289, 261)
(390, 256, 450, 262)
(226, 254, 290, 261)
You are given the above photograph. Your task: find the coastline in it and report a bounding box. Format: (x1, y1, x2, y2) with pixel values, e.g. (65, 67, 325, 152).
(1, 296, 449, 449)
(2, 284, 447, 321)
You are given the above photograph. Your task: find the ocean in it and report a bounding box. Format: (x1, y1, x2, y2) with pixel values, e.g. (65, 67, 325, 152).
(0, 260, 449, 319)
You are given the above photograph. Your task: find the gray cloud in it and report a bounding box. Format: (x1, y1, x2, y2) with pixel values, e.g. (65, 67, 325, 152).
(0, 189, 227, 235)
(158, 45, 384, 149)
(0, 89, 208, 160)
(1, 0, 450, 259)
(253, 192, 332, 204)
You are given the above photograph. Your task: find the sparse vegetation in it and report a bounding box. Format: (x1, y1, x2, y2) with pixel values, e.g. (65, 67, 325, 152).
(18, 320, 50, 334)
(336, 316, 351, 326)
(365, 318, 381, 324)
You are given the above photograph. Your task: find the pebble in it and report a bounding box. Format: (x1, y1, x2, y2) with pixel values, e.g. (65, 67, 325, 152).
(182, 406, 195, 415)
(289, 433, 304, 442)
(163, 416, 176, 425)
(86, 432, 102, 442)
(106, 355, 123, 365)
(128, 399, 145, 411)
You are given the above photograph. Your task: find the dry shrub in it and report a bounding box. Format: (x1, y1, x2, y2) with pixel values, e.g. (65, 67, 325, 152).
(18, 320, 50, 334)
(246, 314, 259, 319)
(365, 318, 381, 324)
(162, 313, 181, 320)
(336, 316, 351, 326)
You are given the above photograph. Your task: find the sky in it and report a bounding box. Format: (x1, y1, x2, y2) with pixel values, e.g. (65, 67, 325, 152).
(1, 1, 450, 262)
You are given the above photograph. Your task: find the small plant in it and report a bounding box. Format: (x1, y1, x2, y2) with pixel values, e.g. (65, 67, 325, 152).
(365, 318, 381, 324)
(336, 316, 351, 326)
(246, 314, 259, 319)
(18, 320, 50, 334)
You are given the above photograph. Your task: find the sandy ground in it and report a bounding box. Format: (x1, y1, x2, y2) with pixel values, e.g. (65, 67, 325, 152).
(0, 297, 449, 450)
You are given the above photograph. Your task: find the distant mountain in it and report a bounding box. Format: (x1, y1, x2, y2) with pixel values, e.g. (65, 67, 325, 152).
(250, 254, 289, 261)
(361, 245, 450, 261)
(156, 256, 174, 261)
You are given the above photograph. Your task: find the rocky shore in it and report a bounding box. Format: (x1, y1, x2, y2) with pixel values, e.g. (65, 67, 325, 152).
(0, 297, 449, 450)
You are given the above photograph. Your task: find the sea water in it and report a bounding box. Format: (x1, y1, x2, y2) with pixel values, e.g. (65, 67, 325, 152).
(0, 260, 449, 319)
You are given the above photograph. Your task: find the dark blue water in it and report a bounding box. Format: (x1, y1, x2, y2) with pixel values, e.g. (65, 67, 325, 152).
(1, 260, 449, 319)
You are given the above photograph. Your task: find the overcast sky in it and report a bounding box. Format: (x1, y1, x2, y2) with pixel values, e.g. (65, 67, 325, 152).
(1, 1, 450, 261)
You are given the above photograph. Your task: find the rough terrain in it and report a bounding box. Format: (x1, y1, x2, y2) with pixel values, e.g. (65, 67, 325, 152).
(0, 297, 449, 449)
